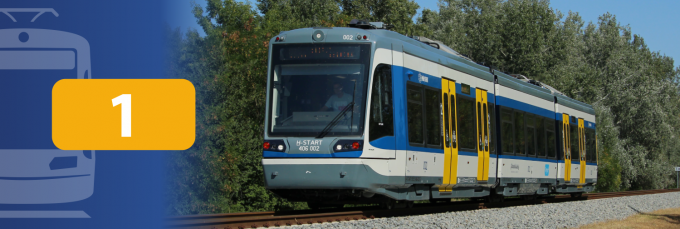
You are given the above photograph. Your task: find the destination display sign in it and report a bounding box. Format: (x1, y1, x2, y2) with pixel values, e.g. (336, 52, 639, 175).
(280, 45, 361, 60)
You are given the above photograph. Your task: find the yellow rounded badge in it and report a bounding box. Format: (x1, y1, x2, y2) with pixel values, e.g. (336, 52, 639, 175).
(52, 79, 195, 150)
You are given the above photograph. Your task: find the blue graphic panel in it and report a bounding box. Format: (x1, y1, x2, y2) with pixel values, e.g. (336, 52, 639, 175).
(0, 0, 167, 228)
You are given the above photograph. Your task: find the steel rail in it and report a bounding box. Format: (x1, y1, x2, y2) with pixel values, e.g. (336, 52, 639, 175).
(167, 188, 680, 229)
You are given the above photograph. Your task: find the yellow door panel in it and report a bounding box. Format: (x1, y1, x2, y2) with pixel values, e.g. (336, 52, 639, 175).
(475, 88, 489, 182)
(476, 89, 483, 181)
(440, 79, 451, 192)
(579, 118, 586, 184)
(562, 113, 571, 182)
(482, 92, 490, 181)
(440, 78, 458, 192)
(450, 92, 459, 190)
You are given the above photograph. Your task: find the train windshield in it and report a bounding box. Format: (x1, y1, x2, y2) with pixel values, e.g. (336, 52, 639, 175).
(268, 43, 371, 137)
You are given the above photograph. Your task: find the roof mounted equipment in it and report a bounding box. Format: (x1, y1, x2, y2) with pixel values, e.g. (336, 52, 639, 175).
(348, 19, 394, 30)
(509, 74, 565, 96)
(409, 35, 476, 63)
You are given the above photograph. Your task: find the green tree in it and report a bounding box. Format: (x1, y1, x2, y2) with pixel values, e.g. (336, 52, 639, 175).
(166, 0, 306, 214)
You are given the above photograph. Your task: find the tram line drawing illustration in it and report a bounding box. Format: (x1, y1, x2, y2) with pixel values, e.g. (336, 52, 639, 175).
(0, 8, 93, 218)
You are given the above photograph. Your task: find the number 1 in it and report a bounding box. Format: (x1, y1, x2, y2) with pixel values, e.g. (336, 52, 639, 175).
(112, 94, 131, 137)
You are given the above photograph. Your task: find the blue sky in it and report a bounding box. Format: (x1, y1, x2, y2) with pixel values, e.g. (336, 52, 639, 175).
(165, 0, 680, 68)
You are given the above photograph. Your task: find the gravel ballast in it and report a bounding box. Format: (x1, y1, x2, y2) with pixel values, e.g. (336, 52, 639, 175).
(275, 192, 680, 228)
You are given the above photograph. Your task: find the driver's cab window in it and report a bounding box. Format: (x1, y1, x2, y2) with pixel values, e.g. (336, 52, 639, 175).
(369, 64, 393, 141)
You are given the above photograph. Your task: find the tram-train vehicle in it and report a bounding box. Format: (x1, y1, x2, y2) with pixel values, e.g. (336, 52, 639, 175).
(262, 20, 597, 208)
(0, 8, 95, 204)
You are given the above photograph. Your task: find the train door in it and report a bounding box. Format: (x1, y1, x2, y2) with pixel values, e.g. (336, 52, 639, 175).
(562, 113, 571, 182)
(476, 89, 489, 182)
(578, 118, 586, 184)
(440, 78, 458, 192)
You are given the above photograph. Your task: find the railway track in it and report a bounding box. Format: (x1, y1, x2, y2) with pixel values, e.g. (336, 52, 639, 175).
(167, 188, 680, 229)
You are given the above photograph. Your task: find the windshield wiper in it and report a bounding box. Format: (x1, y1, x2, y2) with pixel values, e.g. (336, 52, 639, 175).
(316, 83, 357, 139)
(316, 101, 354, 138)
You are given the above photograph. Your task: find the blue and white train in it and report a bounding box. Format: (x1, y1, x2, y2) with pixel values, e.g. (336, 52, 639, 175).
(262, 20, 597, 208)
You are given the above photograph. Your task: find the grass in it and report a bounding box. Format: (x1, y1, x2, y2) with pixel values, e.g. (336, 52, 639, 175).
(577, 207, 680, 229)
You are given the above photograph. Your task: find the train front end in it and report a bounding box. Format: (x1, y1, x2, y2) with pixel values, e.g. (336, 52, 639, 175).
(262, 27, 399, 204)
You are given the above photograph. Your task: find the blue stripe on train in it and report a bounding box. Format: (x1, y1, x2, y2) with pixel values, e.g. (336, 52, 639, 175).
(407, 145, 444, 154)
(557, 160, 598, 166)
(404, 69, 441, 89)
(369, 136, 396, 149)
(496, 96, 554, 119)
(556, 114, 596, 129)
(393, 65, 408, 151)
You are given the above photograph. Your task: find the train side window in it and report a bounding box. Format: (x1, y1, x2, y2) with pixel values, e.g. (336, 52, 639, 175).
(526, 114, 536, 157)
(580, 122, 586, 161)
(457, 96, 476, 150)
(536, 116, 546, 157)
(546, 119, 556, 158)
(477, 102, 482, 150)
(592, 129, 597, 163)
(443, 95, 450, 147)
(584, 128, 590, 162)
(407, 84, 424, 145)
(586, 128, 596, 163)
(570, 123, 579, 161)
(425, 88, 441, 148)
(514, 111, 525, 156)
(369, 64, 393, 142)
(592, 129, 597, 162)
(489, 104, 496, 154)
(451, 94, 457, 148)
(501, 108, 513, 155)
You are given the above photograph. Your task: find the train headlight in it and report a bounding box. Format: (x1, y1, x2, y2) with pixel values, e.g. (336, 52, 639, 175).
(352, 142, 361, 150)
(264, 140, 286, 151)
(333, 140, 364, 152)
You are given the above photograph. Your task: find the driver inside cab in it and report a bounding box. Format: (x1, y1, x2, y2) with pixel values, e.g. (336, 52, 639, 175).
(320, 83, 352, 111)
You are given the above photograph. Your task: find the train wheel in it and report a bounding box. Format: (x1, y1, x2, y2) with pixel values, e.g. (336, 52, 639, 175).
(487, 194, 504, 203)
(486, 190, 504, 203)
(380, 200, 395, 209)
(570, 192, 583, 198)
(406, 201, 414, 208)
(521, 195, 537, 201)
